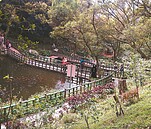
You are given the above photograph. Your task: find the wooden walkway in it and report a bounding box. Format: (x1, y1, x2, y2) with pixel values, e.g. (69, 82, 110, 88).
(33, 54, 123, 78)
(1, 48, 122, 83)
(6, 48, 92, 84)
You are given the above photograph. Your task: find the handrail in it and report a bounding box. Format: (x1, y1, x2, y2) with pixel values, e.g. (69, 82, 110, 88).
(6, 48, 122, 79)
(7, 49, 92, 83)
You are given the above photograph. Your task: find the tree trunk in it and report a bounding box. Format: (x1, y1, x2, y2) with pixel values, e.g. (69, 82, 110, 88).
(84, 115, 90, 129)
(130, 42, 148, 59)
(95, 56, 99, 67)
(137, 48, 148, 59)
(118, 79, 128, 95)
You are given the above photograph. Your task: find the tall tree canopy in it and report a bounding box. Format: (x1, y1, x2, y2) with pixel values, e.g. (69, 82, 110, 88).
(0, 0, 150, 60)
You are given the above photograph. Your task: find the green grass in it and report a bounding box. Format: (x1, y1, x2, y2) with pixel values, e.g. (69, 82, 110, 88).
(96, 94, 151, 129)
(42, 82, 151, 129)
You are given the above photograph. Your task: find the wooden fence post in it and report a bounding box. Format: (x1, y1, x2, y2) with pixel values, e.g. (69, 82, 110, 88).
(80, 85, 82, 93)
(64, 89, 66, 98)
(73, 88, 75, 95)
(68, 89, 71, 97)
(118, 79, 128, 95)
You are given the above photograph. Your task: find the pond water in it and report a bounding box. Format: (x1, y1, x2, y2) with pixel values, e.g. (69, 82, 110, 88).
(0, 55, 65, 101)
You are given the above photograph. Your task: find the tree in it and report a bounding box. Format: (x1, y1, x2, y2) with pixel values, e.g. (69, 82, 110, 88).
(51, 2, 117, 65)
(122, 18, 151, 59)
(0, 0, 51, 46)
(0, 3, 20, 38)
(17, 34, 39, 52)
(98, 0, 151, 59)
(133, 0, 151, 17)
(78, 99, 100, 129)
(123, 54, 151, 87)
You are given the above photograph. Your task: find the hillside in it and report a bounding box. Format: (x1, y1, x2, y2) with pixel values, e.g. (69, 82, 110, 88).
(94, 82, 151, 129)
(42, 81, 151, 129)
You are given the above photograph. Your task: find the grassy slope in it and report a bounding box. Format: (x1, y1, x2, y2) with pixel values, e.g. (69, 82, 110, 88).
(69, 82, 151, 129)
(96, 84, 151, 129)
(42, 82, 151, 129)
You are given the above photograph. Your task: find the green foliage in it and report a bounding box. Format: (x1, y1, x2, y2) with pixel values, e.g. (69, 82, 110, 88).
(0, 0, 150, 60)
(0, 10, 3, 19)
(66, 82, 151, 129)
(122, 18, 151, 59)
(21, 23, 36, 31)
(74, 98, 101, 129)
(17, 34, 39, 52)
(51, 6, 105, 61)
(39, 49, 51, 56)
(3, 74, 10, 80)
(0, 3, 20, 37)
(47, 0, 78, 26)
(123, 54, 151, 86)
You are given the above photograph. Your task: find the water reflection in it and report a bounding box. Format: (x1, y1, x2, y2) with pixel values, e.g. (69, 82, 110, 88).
(55, 79, 76, 90)
(0, 55, 65, 101)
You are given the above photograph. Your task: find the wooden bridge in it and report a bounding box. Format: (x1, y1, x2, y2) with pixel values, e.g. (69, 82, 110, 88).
(2, 48, 120, 83)
(1, 47, 124, 84)
(6, 48, 92, 84)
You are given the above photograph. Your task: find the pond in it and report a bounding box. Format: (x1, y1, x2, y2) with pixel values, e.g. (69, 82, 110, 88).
(0, 55, 65, 101)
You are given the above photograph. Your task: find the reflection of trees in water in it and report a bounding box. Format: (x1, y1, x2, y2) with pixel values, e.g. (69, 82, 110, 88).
(0, 56, 65, 100)
(55, 80, 64, 90)
(55, 78, 75, 90)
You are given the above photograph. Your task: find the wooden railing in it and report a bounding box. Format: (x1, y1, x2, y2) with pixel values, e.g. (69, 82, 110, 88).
(0, 73, 113, 122)
(1, 48, 125, 73)
(1, 48, 124, 80)
(7, 49, 92, 84)
(4, 48, 123, 82)
(0, 47, 128, 124)
(34, 55, 125, 78)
